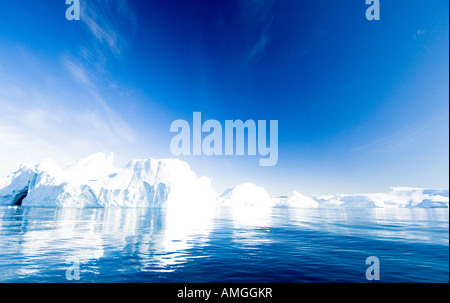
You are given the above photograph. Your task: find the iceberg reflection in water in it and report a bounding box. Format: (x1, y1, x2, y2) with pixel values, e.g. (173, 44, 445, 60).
(0, 206, 448, 282)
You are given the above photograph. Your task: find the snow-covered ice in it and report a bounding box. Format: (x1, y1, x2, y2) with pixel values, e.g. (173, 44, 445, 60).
(0, 153, 448, 208)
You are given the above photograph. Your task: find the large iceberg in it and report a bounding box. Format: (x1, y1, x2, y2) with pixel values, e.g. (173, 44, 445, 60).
(0, 153, 216, 208)
(0, 153, 448, 208)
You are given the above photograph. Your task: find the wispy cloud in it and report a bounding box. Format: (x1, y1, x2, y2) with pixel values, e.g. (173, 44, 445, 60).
(239, 0, 276, 63)
(63, 58, 91, 86)
(61, 57, 136, 144)
(240, 0, 275, 24)
(351, 117, 444, 154)
(59, 1, 140, 147)
(81, 0, 137, 57)
(247, 16, 274, 62)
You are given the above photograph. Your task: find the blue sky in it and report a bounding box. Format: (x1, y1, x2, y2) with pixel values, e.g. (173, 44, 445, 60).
(0, 0, 448, 195)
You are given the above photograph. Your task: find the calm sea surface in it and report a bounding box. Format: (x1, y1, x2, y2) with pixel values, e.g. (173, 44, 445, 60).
(0, 206, 448, 282)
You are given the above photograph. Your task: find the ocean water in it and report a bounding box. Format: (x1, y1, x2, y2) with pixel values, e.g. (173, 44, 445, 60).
(0, 205, 448, 283)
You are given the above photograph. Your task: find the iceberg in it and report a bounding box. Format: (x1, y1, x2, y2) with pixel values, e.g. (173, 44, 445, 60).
(0, 164, 36, 206)
(218, 183, 276, 207)
(0, 152, 216, 208)
(316, 187, 449, 208)
(286, 191, 319, 208)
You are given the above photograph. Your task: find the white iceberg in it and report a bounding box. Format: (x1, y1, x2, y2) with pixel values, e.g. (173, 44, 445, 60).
(0, 164, 36, 206)
(218, 182, 275, 207)
(286, 191, 319, 208)
(0, 152, 216, 208)
(317, 187, 449, 208)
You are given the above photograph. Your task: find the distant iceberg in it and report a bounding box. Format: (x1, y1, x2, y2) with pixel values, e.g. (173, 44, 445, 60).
(0, 153, 448, 208)
(218, 182, 275, 207)
(315, 187, 449, 208)
(287, 191, 319, 208)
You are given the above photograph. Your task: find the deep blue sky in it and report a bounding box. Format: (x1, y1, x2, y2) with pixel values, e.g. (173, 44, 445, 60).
(0, 0, 448, 195)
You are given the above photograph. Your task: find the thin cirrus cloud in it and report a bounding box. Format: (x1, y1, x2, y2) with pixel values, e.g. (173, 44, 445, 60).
(62, 56, 138, 147)
(239, 0, 275, 23)
(239, 0, 276, 63)
(62, 0, 139, 146)
(247, 16, 274, 63)
(350, 115, 446, 155)
(80, 0, 137, 57)
(63, 58, 91, 86)
(61, 55, 137, 146)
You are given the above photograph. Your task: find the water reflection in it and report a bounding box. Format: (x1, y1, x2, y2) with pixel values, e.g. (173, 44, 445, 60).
(0, 205, 215, 281)
(218, 206, 275, 248)
(284, 207, 449, 245)
(0, 206, 448, 282)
